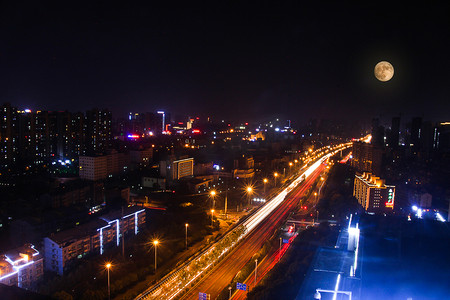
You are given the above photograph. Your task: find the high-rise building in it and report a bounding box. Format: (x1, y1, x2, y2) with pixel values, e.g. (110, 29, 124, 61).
(35, 111, 51, 161)
(371, 118, 385, 147)
(388, 116, 400, 148)
(85, 109, 112, 154)
(1, 105, 113, 169)
(0, 103, 18, 166)
(353, 172, 395, 213)
(410, 117, 422, 149)
(434, 122, 450, 152)
(71, 112, 85, 156)
(54, 111, 73, 158)
(351, 141, 383, 175)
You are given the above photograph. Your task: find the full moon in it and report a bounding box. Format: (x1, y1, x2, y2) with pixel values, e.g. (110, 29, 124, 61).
(374, 61, 394, 82)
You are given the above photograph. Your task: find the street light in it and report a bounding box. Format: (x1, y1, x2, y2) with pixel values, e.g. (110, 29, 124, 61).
(153, 240, 159, 272)
(263, 178, 268, 196)
(254, 259, 258, 284)
(185, 223, 189, 249)
(105, 263, 111, 300)
(246, 186, 253, 206)
(210, 209, 215, 226)
(274, 172, 278, 186)
(210, 190, 217, 210)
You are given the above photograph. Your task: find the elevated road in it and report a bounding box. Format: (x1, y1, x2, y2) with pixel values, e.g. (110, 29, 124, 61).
(181, 163, 326, 299)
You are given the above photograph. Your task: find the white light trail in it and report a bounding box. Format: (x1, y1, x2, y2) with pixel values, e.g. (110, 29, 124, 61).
(332, 273, 341, 300)
(137, 144, 350, 300)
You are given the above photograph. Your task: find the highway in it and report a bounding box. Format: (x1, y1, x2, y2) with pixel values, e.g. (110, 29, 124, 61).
(135, 144, 349, 300)
(180, 163, 326, 299)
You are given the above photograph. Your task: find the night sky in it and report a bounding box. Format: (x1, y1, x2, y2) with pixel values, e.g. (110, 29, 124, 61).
(1, 2, 449, 124)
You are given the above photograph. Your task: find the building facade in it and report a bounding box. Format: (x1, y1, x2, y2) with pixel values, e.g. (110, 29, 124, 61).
(0, 244, 43, 290)
(353, 172, 395, 213)
(79, 155, 108, 181)
(351, 141, 383, 175)
(44, 206, 145, 275)
(160, 157, 194, 182)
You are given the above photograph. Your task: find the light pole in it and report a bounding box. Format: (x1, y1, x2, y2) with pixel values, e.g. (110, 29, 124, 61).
(224, 181, 228, 219)
(210, 209, 215, 226)
(246, 186, 253, 206)
(210, 190, 216, 210)
(254, 259, 258, 284)
(289, 162, 293, 176)
(312, 191, 318, 224)
(263, 178, 268, 197)
(153, 240, 159, 272)
(105, 263, 111, 300)
(228, 286, 232, 299)
(274, 172, 278, 187)
(185, 223, 189, 249)
(279, 237, 282, 261)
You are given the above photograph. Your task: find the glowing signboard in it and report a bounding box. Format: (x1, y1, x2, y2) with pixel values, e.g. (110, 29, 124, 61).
(385, 188, 394, 208)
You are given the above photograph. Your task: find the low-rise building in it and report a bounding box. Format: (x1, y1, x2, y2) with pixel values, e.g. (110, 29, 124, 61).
(79, 150, 129, 181)
(44, 206, 146, 275)
(44, 219, 107, 275)
(0, 244, 43, 290)
(130, 148, 153, 167)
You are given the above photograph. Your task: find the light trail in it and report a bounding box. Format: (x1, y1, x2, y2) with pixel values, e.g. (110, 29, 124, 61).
(136, 144, 350, 300)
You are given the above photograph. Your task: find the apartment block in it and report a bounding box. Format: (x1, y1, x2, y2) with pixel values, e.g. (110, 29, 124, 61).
(0, 244, 43, 290)
(44, 206, 146, 275)
(353, 172, 395, 214)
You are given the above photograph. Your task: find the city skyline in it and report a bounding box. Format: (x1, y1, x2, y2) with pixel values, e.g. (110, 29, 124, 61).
(1, 2, 449, 123)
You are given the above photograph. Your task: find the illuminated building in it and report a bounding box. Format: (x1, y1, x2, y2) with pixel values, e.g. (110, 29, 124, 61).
(85, 108, 112, 154)
(44, 206, 145, 275)
(157, 111, 165, 134)
(0, 244, 43, 290)
(353, 172, 395, 213)
(71, 112, 85, 156)
(160, 157, 194, 181)
(173, 158, 194, 179)
(0, 103, 18, 167)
